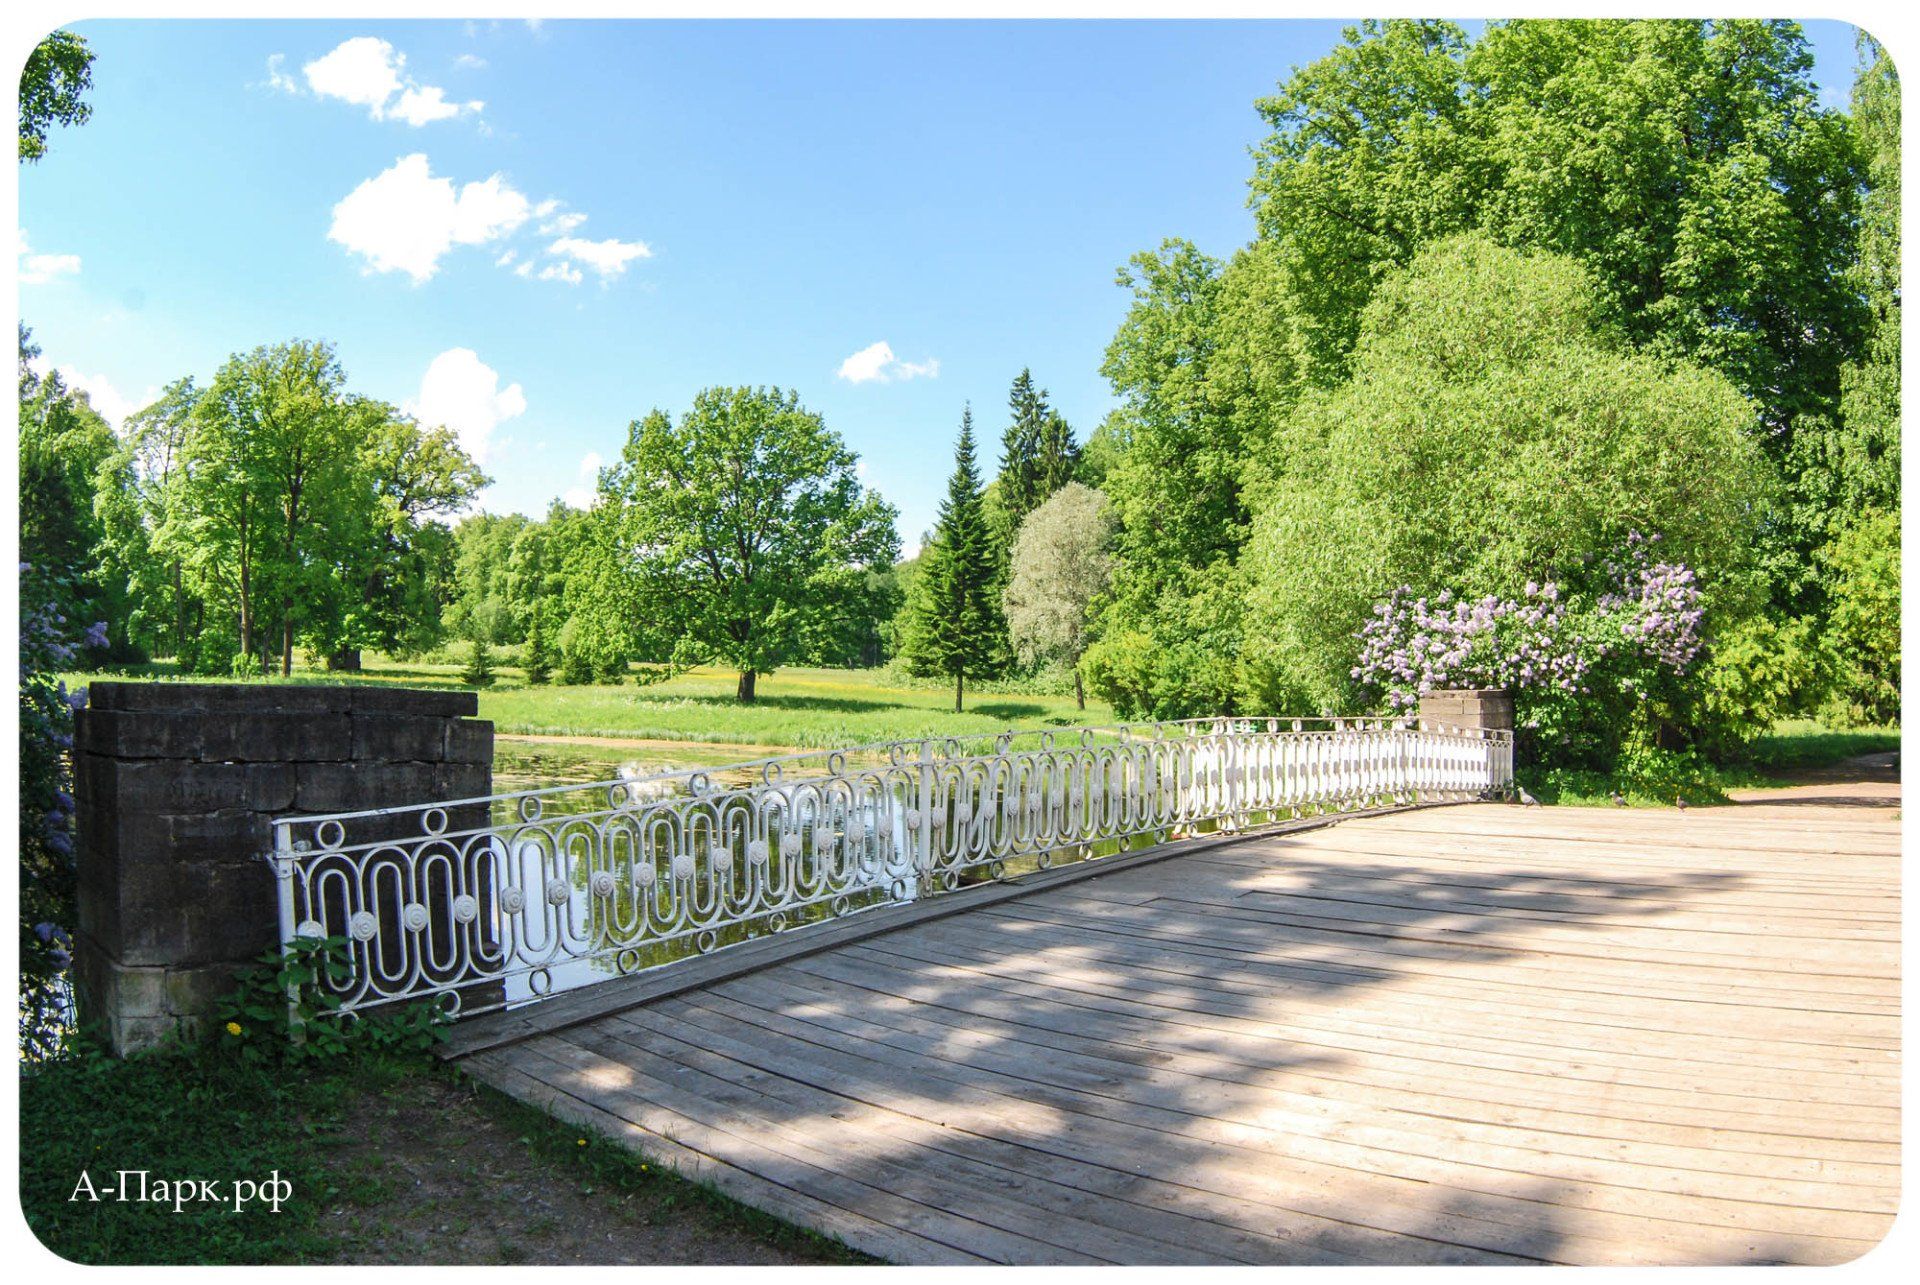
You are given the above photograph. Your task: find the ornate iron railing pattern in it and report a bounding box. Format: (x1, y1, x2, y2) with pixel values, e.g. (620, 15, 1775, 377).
(266, 717, 1512, 1019)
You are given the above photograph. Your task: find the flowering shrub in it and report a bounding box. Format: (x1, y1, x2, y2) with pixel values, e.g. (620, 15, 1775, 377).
(19, 564, 105, 1061)
(1351, 535, 1711, 774)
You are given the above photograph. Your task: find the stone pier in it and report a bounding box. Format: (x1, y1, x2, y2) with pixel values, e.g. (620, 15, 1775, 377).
(71, 682, 492, 1055)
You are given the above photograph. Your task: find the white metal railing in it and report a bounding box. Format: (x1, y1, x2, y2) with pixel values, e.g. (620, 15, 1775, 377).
(264, 717, 1512, 1019)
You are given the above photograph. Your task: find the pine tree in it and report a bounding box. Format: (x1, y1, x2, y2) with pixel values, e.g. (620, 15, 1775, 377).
(522, 598, 555, 685)
(900, 406, 1010, 711)
(460, 628, 495, 688)
(1037, 408, 1080, 496)
(998, 369, 1047, 533)
(994, 369, 1079, 550)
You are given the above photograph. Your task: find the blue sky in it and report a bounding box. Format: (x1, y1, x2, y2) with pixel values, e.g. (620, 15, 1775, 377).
(18, 18, 1869, 548)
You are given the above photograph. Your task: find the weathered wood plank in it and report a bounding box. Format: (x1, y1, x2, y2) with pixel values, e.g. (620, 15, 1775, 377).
(453, 787, 1900, 1266)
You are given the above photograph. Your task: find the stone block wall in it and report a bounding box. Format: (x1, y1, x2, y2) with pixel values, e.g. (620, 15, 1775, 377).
(72, 682, 492, 1055)
(1417, 687, 1515, 735)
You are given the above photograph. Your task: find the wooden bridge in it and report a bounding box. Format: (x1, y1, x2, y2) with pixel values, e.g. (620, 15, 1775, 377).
(445, 778, 1899, 1265)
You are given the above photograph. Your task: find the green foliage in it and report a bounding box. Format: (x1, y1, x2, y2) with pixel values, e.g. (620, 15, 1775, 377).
(215, 937, 447, 1066)
(460, 631, 496, 688)
(792, 563, 903, 668)
(596, 387, 898, 701)
(1249, 19, 1865, 441)
(1838, 33, 1901, 507)
(1082, 558, 1249, 720)
(897, 408, 1012, 710)
(446, 513, 531, 645)
(20, 29, 94, 162)
(1238, 234, 1766, 712)
(1698, 614, 1833, 751)
(1821, 508, 1900, 725)
(991, 368, 1080, 545)
(522, 599, 556, 685)
(125, 340, 483, 678)
(18, 327, 135, 657)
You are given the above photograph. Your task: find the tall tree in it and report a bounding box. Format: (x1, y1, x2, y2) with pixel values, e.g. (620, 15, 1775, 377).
(446, 513, 531, 644)
(595, 386, 898, 701)
(900, 407, 1011, 711)
(96, 379, 199, 657)
(1036, 408, 1080, 497)
(1248, 19, 1864, 443)
(998, 369, 1047, 531)
(18, 328, 134, 656)
(154, 341, 368, 673)
(1237, 234, 1766, 712)
(1004, 482, 1118, 709)
(1792, 32, 1901, 533)
(326, 400, 487, 665)
(991, 369, 1082, 556)
(20, 30, 93, 162)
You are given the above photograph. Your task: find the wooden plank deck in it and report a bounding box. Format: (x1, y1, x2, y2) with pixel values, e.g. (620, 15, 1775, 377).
(454, 779, 1900, 1265)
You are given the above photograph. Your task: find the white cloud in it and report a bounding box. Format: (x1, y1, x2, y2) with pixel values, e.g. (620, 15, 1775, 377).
(562, 451, 602, 509)
(391, 85, 482, 126)
(836, 341, 940, 385)
(328, 154, 530, 282)
(264, 53, 299, 94)
(18, 232, 81, 285)
(537, 261, 584, 285)
(56, 367, 158, 432)
(548, 235, 652, 280)
(406, 348, 526, 465)
(304, 37, 405, 114)
(302, 36, 480, 126)
(534, 201, 588, 235)
(453, 53, 488, 70)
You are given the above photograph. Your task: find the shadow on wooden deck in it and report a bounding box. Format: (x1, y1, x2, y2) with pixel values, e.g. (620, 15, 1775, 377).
(451, 786, 1900, 1265)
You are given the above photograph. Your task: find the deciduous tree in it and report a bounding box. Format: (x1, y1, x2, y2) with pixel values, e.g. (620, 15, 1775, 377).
(20, 30, 93, 162)
(595, 386, 897, 701)
(1004, 483, 1117, 709)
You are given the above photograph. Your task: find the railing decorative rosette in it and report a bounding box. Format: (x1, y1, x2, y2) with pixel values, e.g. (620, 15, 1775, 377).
(266, 717, 1512, 1019)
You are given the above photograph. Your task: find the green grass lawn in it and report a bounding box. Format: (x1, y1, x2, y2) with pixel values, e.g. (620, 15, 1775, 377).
(64, 657, 1116, 749)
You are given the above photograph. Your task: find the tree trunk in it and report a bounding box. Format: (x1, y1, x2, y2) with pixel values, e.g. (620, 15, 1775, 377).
(955, 671, 964, 713)
(1074, 667, 1086, 711)
(238, 562, 252, 663)
(171, 562, 187, 657)
(281, 606, 294, 677)
(737, 669, 757, 702)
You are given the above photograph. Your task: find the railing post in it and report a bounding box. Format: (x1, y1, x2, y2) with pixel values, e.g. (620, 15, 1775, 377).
(912, 742, 935, 900)
(269, 820, 305, 1044)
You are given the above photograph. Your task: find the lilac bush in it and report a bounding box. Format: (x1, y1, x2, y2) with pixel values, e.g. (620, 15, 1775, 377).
(1351, 535, 1707, 769)
(19, 563, 102, 1060)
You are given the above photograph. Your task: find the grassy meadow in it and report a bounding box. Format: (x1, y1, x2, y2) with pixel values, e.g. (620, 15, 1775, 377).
(63, 655, 1117, 753)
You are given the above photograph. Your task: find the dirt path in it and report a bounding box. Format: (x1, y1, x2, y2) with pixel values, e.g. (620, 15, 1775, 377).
(316, 1070, 861, 1265)
(1725, 750, 1900, 808)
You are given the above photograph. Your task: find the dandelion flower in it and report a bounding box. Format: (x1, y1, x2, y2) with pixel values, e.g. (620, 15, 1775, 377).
(226, 1021, 243, 1036)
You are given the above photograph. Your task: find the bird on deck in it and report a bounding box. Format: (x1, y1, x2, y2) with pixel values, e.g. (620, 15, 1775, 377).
(1610, 791, 1628, 807)
(1515, 786, 1541, 807)
(1675, 794, 1689, 812)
